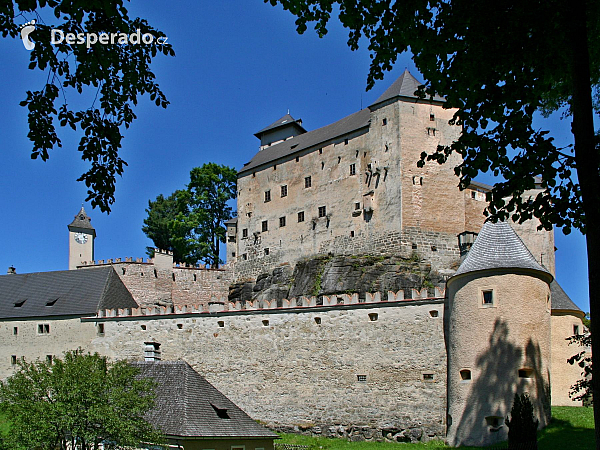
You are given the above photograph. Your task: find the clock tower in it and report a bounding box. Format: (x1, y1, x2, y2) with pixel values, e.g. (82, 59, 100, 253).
(68, 206, 96, 270)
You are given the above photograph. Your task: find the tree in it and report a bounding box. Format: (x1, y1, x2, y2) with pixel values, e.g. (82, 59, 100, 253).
(143, 163, 237, 267)
(1, 1, 174, 213)
(266, 0, 600, 444)
(505, 393, 539, 449)
(0, 350, 162, 450)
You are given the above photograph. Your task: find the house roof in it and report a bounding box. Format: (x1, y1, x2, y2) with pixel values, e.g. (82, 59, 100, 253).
(453, 221, 551, 279)
(240, 108, 371, 175)
(132, 361, 279, 439)
(370, 69, 445, 106)
(0, 267, 137, 319)
(551, 280, 582, 312)
(254, 113, 306, 138)
(224, 217, 238, 225)
(68, 206, 95, 233)
(468, 180, 493, 191)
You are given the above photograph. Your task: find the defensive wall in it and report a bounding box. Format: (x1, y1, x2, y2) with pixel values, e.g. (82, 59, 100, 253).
(84, 288, 448, 443)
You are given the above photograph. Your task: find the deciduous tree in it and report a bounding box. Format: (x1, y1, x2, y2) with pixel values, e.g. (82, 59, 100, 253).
(266, 0, 600, 443)
(1, 0, 174, 212)
(0, 350, 162, 450)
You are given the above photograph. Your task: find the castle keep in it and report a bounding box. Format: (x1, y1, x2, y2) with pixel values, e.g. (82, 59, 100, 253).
(0, 71, 586, 447)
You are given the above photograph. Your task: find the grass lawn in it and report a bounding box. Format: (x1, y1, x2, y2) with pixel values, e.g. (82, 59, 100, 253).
(277, 406, 595, 449)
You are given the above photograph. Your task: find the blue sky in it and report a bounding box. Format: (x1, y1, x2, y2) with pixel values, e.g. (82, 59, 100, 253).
(0, 1, 589, 312)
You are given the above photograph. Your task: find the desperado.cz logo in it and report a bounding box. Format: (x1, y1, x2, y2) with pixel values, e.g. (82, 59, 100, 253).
(20, 20, 167, 50)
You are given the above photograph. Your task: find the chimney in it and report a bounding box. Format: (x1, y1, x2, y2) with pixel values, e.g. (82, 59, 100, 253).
(7, 266, 16, 275)
(144, 341, 161, 362)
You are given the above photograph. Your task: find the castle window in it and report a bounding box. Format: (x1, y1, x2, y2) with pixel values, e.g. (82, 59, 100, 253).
(427, 127, 436, 136)
(242, 253, 247, 260)
(482, 289, 494, 306)
(429, 310, 439, 318)
(228, 235, 236, 243)
(46, 355, 53, 364)
(37, 324, 50, 334)
(11, 355, 17, 365)
(264, 190, 271, 202)
(412, 243, 418, 249)
(519, 368, 534, 379)
(298, 211, 305, 222)
(177, 323, 183, 329)
(422, 373, 434, 381)
(321, 162, 325, 170)
(304, 176, 312, 188)
(319, 148, 323, 154)
(431, 245, 437, 251)
(232, 252, 236, 257)
(13, 326, 18, 335)
(471, 191, 476, 199)
(242, 228, 248, 238)
(264, 248, 270, 256)
(574, 324, 580, 335)
(154, 269, 157, 278)
(338, 156, 341, 164)
(172, 273, 176, 281)
(350, 231, 354, 237)
(382, 118, 387, 126)
(460, 369, 472, 381)
(262, 221, 268, 232)
(430, 113, 435, 121)
(318, 206, 327, 218)
(122, 267, 126, 275)
(368, 313, 378, 322)
(262, 320, 269, 327)
(485, 416, 502, 428)
(344, 138, 348, 145)
(193, 274, 197, 281)
(296, 156, 299, 162)
(314, 317, 321, 325)
(141, 325, 147, 330)
(279, 216, 286, 227)
(350, 164, 356, 176)
(252, 172, 256, 177)
(273, 164, 276, 170)
(281, 185, 288, 197)
(357, 374, 367, 382)
(97, 324, 105, 335)
(218, 321, 224, 328)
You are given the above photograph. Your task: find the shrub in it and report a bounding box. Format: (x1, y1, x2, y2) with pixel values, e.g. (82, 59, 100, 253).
(505, 393, 539, 449)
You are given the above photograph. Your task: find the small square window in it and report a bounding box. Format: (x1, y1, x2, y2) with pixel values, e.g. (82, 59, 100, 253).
(262, 320, 269, 327)
(97, 323, 105, 335)
(298, 211, 305, 222)
(314, 317, 321, 325)
(350, 231, 355, 237)
(264, 190, 271, 202)
(430, 113, 435, 121)
(262, 221, 268, 232)
(46, 355, 53, 364)
(304, 176, 312, 188)
(482, 290, 494, 305)
(574, 324, 580, 335)
(355, 202, 361, 210)
(318, 206, 327, 218)
(281, 185, 288, 197)
(38, 324, 50, 334)
(357, 374, 367, 382)
(242, 228, 248, 238)
(279, 216, 286, 227)
(368, 313, 378, 322)
(518, 368, 534, 379)
(460, 369, 471, 381)
(264, 248, 270, 256)
(218, 321, 224, 328)
(471, 191, 476, 199)
(423, 373, 434, 381)
(382, 118, 387, 126)
(10, 355, 17, 365)
(242, 253, 247, 261)
(141, 325, 147, 330)
(350, 164, 356, 176)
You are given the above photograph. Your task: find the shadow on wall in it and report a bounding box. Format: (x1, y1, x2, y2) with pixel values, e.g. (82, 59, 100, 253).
(452, 319, 550, 447)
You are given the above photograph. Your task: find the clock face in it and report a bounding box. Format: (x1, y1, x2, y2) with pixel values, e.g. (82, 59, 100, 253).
(74, 233, 88, 244)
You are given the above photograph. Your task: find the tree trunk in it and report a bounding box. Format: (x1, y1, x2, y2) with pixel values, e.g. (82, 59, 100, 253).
(569, 1, 600, 448)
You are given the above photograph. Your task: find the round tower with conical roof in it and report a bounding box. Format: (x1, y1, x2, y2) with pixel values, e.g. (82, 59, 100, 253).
(445, 221, 552, 447)
(68, 206, 96, 270)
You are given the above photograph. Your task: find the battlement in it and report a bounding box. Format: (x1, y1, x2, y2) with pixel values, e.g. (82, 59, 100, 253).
(93, 287, 446, 319)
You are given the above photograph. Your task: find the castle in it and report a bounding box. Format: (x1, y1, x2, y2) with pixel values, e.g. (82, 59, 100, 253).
(0, 71, 586, 447)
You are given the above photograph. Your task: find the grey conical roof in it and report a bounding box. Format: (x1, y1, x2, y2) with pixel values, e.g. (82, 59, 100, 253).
(370, 69, 445, 106)
(551, 280, 582, 312)
(68, 206, 95, 232)
(454, 221, 551, 278)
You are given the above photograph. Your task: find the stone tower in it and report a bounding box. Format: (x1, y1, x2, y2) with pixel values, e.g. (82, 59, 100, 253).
(68, 206, 96, 270)
(445, 221, 552, 447)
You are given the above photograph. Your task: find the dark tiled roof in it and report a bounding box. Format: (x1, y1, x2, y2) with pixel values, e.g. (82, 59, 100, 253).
(370, 69, 445, 106)
(551, 280, 582, 312)
(68, 206, 95, 233)
(254, 113, 306, 137)
(0, 267, 137, 319)
(132, 361, 279, 439)
(468, 180, 493, 191)
(240, 108, 371, 175)
(453, 221, 551, 278)
(224, 217, 238, 225)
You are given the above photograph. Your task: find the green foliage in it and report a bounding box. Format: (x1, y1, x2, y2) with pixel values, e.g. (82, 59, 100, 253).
(143, 163, 237, 267)
(568, 328, 593, 404)
(1, 1, 174, 212)
(0, 350, 162, 450)
(505, 393, 539, 447)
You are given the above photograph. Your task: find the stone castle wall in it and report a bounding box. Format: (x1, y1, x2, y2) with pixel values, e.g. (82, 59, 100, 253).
(86, 292, 447, 443)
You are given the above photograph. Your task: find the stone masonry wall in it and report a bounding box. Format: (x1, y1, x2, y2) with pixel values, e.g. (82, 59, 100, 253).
(86, 294, 447, 443)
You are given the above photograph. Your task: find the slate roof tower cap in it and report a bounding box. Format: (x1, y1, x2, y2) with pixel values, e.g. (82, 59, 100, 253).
(370, 69, 445, 107)
(68, 206, 96, 236)
(550, 280, 583, 314)
(449, 221, 552, 283)
(254, 113, 306, 138)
